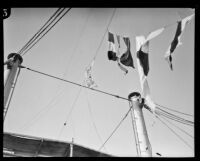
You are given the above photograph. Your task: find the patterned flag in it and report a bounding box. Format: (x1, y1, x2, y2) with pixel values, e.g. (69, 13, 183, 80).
(107, 32, 118, 61)
(165, 14, 194, 70)
(136, 35, 156, 113)
(107, 32, 134, 74)
(85, 60, 97, 88)
(120, 37, 135, 68)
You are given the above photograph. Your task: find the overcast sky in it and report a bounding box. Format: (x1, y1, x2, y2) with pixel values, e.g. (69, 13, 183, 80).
(4, 8, 194, 157)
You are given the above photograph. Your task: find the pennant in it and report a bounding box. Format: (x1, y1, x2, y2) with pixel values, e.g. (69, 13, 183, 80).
(165, 14, 194, 70)
(85, 60, 97, 88)
(136, 36, 155, 112)
(108, 32, 118, 61)
(120, 37, 134, 68)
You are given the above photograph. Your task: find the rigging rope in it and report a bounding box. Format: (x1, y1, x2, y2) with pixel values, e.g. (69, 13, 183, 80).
(62, 8, 91, 79)
(155, 110, 194, 127)
(98, 107, 131, 151)
(22, 65, 129, 101)
(155, 113, 194, 151)
(21, 8, 72, 57)
(18, 8, 64, 55)
(156, 103, 194, 117)
(57, 85, 83, 140)
(85, 89, 108, 152)
(156, 107, 193, 124)
(158, 114, 194, 139)
(92, 8, 116, 62)
(17, 86, 67, 131)
(22, 65, 194, 126)
(155, 107, 194, 125)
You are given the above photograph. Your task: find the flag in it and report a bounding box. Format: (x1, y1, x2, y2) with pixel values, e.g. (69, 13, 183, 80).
(146, 27, 165, 42)
(117, 60, 128, 74)
(165, 14, 194, 70)
(85, 60, 97, 88)
(107, 32, 118, 61)
(136, 27, 164, 76)
(136, 36, 155, 113)
(107, 32, 133, 74)
(120, 37, 134, 68)
(116, 34, 121, 57)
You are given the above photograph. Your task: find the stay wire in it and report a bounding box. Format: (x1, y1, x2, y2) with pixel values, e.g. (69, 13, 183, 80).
(17, 86, 67, 131)
(21, 10, 91, 131)
(85, 89, 108, 153)
(156, 103, 194, 117)
(25, 9, 92, 132)
(98, 107, 131, 151)
(156, 107, 194, 124)
(18, 8, 63, 55)
(155, 110, 194, 126)
(92, 8, 116, 62)
(158, 114, 194, 139)
(144, 105, 193, 126)
(22, 66, 129, 101)
(57, 85, 83, 140)
(155, 113, 194, 151)
(21, 8, 72, 57)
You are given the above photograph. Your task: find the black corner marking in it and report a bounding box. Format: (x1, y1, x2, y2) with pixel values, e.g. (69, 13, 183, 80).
(3, 8, 11, 20)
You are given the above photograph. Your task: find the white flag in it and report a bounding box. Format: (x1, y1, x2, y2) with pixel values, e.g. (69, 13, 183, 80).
(136, 36, 156, 112)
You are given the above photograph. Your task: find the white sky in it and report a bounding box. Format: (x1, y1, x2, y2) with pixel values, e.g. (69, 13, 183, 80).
(4, 8, 194, 157)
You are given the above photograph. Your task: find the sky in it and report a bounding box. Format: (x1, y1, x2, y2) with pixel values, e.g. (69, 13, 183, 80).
(3, 8, 194, 157)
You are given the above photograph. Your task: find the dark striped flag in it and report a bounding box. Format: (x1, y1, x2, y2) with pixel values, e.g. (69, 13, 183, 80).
(107, 32, 134, 74)
(165, 14, 194, 70)
(120, 37, 134, 68)
(107, 32, 117, 61)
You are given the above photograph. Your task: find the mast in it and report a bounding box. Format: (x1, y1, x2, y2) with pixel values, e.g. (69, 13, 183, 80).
(70, 138, 74, 157)
(4, 53, 23, 122)
(128, 92, 152, 157)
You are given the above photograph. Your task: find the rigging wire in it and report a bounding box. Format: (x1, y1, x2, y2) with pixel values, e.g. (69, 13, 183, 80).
(156, 112, 194, 126)
(21, 8, 72, 57)
(156, 103, 194, 117)
(21, 65, 129, 101)
(22, 65, 194, 127)
(155, 113, 194, 151)
(98, 107, 132, 151)
(62, 8, 91, 79)
(92, 8, 116, 62)
(17, 87, 68, 131)
(4, 68, 21, 122)
(57, 85, 83, 140)
(154, 110, 194, 127)
(20, 9, 93, 131)
(18, 8, 64, 55)
(23, 9, 93, 132)
(84, 89, 108, 153)
(156, 106, 194, 122)
(155, 107, 194, 125)
(158, 114, 194, 139)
